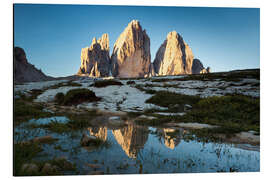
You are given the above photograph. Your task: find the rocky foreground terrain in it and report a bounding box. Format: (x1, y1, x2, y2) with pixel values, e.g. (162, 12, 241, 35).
(14, 68, 260, 175)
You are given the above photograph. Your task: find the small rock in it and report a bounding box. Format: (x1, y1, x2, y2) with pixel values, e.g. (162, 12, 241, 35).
(80, 133, 98, 146)
(138, 115, 157, 120)
(86, 163, 101, 169)
(108, 116, 121, 121)
(89, 171, 104, 175)
(41, 163, 57, 174)
(32, 135, 58, 144)
(108, 116, 125, 127)
(21, 163, 39, 175)
(54, 156, 67, 162)
(184, 104, 192, 111)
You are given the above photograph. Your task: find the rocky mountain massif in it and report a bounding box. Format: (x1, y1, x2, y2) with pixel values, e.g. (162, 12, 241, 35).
(111, 20, 151, 78)
(77, 34, 110, 77)
(77, 20, 210, 78)
(14, 47, 53, 83)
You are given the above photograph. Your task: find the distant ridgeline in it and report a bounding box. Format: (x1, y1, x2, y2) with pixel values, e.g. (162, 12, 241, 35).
(14, 47, 53, 83)
(77, 20, 210, 78)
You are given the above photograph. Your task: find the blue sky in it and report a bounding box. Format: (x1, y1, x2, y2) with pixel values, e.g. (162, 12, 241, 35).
(14, 4, 260, 77)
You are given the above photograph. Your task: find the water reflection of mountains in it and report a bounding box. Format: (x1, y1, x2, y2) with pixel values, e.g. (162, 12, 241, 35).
(88, 124, 183, 158)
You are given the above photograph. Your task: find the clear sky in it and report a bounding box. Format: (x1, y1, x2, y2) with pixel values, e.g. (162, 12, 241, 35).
(14, 4, 260, 77)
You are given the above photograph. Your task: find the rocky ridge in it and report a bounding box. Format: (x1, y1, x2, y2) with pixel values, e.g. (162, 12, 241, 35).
(14, 47, 53, 83)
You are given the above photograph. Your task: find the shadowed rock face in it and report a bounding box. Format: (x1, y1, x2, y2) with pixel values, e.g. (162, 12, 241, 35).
(112, 124, 149, 158)
(192, 59, 211, 74)
(14, 47, 52, 83)
(78, 34, 110, 77)
(111, 20, 151, 78)
(153, 31, 194, 76)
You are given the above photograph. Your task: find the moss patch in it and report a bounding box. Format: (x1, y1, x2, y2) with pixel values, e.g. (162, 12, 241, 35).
(61, 88, 101, 106)
(160, 94, 260, 134)
(151, 69, 259, 83)
(145, 91, 201, 112)
(14, 100, 54, 125)
(127, 80, 136, 85)
(92, 80, 123, 88)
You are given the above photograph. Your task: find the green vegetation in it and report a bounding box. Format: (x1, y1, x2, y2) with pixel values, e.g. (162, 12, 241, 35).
(134, 84, 157, 94)
(14, 142, 43, 176)
(126, 80, 136, 85)
(15, 152, 76, 176)
(151, 69, 260, 83)
(183, 95, 260, 133)
(145, 93, 259, 134)
(27, 110, 99, 134)
(145, 91, 201, 112)
(14, 99, 54, 125)
(56, 88, 101, 106)
(92, 80, 123, 88)
(54, 92, 65, 104)
(47, 80, 82, 89)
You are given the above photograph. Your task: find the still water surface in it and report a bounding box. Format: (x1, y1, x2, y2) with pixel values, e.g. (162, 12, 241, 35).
(15, 116, 260, 174)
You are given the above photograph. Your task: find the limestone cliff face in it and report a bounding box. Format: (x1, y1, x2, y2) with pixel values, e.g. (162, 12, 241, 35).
(112, 124, 148, 158)
(14, 47, 52, 83)
(192, 58, 211, 74)
(111, 20, 151, 78)
(77, 34, 110, 77)
(153, 31, 194, 76)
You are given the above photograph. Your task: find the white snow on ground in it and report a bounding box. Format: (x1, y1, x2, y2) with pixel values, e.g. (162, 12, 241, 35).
(82, 85, 168, 112)
(135, 78, 259, 98)
(34, 84, 167, 112)
(154, 112, 186, 116)
(15, 75, 259, 113)
(14, 79, 68, 93)
(34, 86, 82, 103)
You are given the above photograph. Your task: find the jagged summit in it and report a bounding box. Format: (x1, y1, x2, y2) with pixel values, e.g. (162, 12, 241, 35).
(153, 31, 194, 75)
(111, 20, 151, 78)
(77, 33, 110, 77)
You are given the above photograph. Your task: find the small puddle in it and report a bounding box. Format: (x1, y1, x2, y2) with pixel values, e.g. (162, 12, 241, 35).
(14, 116, 260, 174)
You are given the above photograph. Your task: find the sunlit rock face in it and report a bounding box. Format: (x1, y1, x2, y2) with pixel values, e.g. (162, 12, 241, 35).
(77, 34, 110, 77)
(192, 58, 211, 74)
(153, 31, 194, 76)
(112, 124, 148, 158)
(111, 20, 151, 78)
(14, 47, 52, 83)
(162, 128, 182, 150)
(88, 127, 107, 141)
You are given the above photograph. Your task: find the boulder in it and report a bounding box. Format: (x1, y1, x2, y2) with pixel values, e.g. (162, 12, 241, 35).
(111, 20, 151, 78)
(153, 31, 194, 76)
(20, 163, 39, 175)
(41, 163, 58, 174)
(78, 34, 110, 77)
(80, 133, 99, 146)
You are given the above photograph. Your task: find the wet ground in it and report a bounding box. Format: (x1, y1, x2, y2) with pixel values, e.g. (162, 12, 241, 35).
(14, 116, 260, 174)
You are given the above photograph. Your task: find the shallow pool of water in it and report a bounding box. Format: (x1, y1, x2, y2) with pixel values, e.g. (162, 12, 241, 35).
(14, 116, 260, 174)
